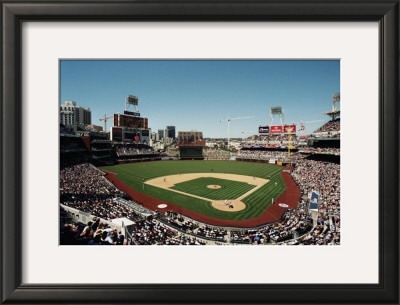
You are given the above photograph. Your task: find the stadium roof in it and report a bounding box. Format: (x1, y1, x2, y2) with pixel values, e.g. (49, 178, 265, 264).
(307, 137, 340, 141)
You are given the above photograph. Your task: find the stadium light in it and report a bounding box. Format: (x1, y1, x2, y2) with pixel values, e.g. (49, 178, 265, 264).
(219, 116, 255, 151)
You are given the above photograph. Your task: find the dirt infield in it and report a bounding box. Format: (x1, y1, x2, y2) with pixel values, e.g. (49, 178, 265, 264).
(103, 168, 301, 228)
(145, 173, 269, 212)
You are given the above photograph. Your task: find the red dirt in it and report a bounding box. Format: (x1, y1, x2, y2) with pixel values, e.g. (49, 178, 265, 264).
(103, 168, 301, 228)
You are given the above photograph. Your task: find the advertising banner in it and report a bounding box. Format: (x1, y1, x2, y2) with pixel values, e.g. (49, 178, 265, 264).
(113, 114, 119, 127)
(270, 125, 282, 133)
(112, 127, 122, 142)
(284, 124, 296, 133)
(258, 126, 270, 133)
(309, 191, 319, 211)
(124, 110, 140, 117)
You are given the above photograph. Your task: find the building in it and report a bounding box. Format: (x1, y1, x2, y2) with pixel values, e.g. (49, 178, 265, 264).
(150, 132, 159, 142)
(158, 129, 164, 140)
(177, 130, 205, 146)
(60, 101, 91, 126)
(166, 126, 176, 139)
(164, 137, 174, 145)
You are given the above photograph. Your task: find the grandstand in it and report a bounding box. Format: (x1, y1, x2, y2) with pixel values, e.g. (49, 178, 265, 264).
(60, 94, 340, 246)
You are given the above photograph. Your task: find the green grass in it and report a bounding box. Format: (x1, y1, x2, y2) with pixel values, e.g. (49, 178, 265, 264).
(171, 177, 256, 200)
(100, 160, 286, 221)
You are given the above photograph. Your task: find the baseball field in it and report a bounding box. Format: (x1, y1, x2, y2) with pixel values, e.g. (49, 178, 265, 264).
(100, 160, 286, 221)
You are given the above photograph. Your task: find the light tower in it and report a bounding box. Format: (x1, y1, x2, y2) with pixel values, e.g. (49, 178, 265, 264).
(270, 106, 284, 126)
(125, 95, 139, 112)
(332, 93, 340, 113)
(219, 116, 255, 151)
(322, 93, 340, 121)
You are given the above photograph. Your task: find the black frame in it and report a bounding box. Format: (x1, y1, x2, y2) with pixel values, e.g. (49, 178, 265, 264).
(1, 1, 399, 304)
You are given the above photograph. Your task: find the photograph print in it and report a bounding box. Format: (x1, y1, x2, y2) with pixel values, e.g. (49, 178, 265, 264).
(60, 60, 340, 246)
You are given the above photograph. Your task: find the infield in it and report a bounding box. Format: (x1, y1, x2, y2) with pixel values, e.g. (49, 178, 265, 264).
(145, 174, 268, 212)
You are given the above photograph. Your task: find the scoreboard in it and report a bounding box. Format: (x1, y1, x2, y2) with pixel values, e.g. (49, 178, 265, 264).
(114, 113, 146, 129)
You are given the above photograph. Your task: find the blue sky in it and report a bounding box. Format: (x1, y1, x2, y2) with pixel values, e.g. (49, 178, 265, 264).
(60, 60, 340, 138)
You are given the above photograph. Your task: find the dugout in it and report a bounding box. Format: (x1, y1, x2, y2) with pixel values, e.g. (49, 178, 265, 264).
(179, 145, 204, 160)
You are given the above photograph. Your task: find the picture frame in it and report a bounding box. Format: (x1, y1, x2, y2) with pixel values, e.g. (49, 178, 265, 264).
(1, 0, 398, 304)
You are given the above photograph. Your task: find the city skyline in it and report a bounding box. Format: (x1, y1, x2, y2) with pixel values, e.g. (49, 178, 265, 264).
(60, 60, 340, 138)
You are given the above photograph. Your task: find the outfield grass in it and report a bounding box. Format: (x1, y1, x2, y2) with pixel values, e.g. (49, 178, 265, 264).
(100, 160, 286, 220)
(171, 177, 256, 200)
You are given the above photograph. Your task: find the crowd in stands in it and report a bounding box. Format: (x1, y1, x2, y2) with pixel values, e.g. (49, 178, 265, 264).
(196, 225, 227, 241)
(60, 163, 211, 245)
(130, 219, 206, 245)
(62, 197, 138, 220)
(283, 214, 340, 245)
(161, 210, 199, 233)
(203, 149, 231, 159)
(314, 119, 340, 133)
(308, 132, 340, 139)
(116, 147, 158, 157)
(230, 201, 312, 245)
(60, 163, 128, 219)
(242, 134, 298, 146)
(159, 211, 227, 242)
(237, 149, 289, 161)
(60, 211, 127, 245)
(291, 156, 340, 215)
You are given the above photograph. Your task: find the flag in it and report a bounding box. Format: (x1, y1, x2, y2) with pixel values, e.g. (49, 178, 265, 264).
(300, 124, 306, 131)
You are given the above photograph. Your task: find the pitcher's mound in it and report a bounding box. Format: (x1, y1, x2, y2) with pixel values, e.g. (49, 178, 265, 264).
(207, 185, 221, 189)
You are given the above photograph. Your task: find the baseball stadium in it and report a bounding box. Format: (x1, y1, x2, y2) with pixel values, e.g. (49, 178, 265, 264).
(60, 91, 340, 246)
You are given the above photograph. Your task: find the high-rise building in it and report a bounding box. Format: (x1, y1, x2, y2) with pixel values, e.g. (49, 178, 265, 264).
(164, 129, 169, 141)
(158, 129, 164, 140)
(60, 101, 91, 126)
(166, 126, 176, 139)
